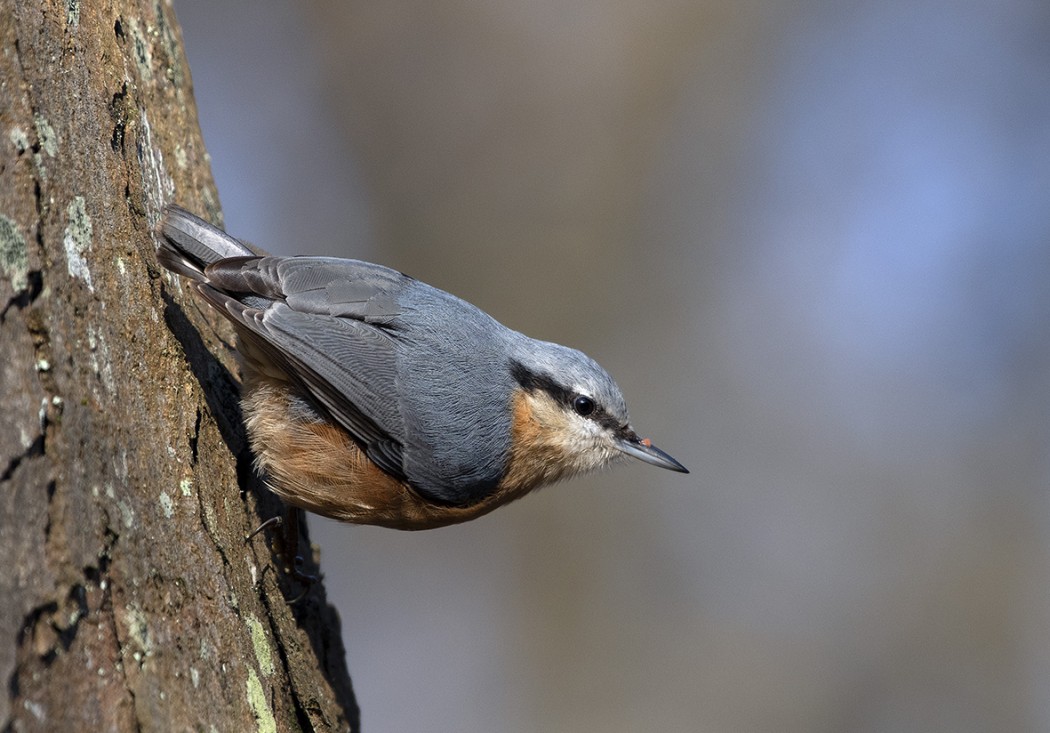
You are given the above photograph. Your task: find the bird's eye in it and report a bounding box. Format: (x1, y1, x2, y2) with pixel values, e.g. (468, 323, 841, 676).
(572, 395, 595, 417)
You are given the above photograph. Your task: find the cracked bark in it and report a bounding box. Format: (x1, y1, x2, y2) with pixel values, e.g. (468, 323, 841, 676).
(0, 2, 358, 731)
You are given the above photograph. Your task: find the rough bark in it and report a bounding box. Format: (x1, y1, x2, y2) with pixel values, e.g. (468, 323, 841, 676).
(0, 1, 358, 730)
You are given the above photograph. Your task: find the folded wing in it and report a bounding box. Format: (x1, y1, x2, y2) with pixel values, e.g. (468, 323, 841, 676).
(198, 256, 412, 481)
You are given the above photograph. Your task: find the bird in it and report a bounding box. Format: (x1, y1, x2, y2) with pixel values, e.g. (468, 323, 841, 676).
(157, 205, 687, 531)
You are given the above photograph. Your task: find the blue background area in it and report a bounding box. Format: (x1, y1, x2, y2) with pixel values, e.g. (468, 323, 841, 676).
(176, 1, 1050, 730)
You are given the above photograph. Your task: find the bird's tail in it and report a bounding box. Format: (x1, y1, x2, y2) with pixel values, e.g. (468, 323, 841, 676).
(157, 205, 258, 281)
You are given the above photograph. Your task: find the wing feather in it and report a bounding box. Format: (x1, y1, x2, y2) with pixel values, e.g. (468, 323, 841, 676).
(194, 258, 412, 480)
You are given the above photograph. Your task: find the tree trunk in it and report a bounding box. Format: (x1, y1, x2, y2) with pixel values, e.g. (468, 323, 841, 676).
(0, 2, 358, 730)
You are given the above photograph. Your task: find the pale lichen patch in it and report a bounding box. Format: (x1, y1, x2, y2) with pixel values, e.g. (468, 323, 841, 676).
(158, 490, 174, 519)
(8, 126, 29, 153)
(63, 197, 93, 289)
(33, 115, 58, 157)
(0, 214, 29, 292)
(246, 615, 275, 676)
(245, 668, 277, 733)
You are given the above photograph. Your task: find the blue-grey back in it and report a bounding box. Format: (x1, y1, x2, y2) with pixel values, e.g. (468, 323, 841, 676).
(392, 283, 518, 501)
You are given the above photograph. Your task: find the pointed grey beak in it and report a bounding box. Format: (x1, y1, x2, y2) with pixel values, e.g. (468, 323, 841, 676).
(616, 433, 689, 473)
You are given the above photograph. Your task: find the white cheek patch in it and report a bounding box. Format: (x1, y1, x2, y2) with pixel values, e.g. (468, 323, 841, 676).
(522, 390, 621, 473)
(573, 414, 605, 439)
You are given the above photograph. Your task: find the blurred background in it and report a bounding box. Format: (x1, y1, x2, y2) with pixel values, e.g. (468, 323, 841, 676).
(174, 1, 1050, 731)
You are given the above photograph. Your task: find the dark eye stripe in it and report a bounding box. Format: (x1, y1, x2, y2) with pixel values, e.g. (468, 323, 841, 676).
(510, 360, 621, 430)
(510, 359, 573, 403)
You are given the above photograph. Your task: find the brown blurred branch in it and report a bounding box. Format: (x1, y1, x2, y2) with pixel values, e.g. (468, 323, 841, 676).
(0, 1, 357, 730)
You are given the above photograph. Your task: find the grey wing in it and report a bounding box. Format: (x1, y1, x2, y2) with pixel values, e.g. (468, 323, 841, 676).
(199, 256, 412, 479)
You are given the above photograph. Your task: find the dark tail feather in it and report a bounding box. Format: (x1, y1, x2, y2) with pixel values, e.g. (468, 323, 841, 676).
(157, 205, 258, 280)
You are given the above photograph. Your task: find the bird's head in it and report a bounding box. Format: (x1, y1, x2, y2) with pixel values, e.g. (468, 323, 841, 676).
(503, 340, 687, 489)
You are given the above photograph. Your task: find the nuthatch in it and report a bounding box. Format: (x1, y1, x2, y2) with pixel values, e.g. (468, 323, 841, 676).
(158, 205, 687, 530)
